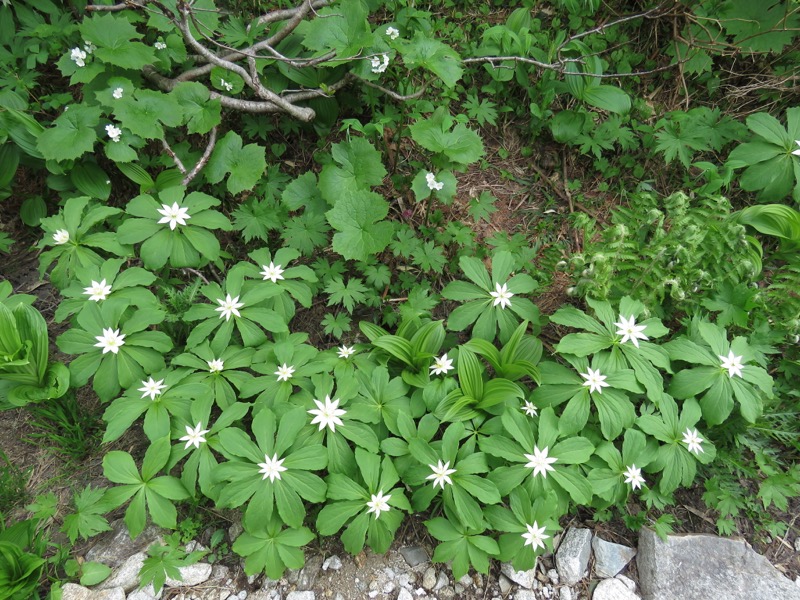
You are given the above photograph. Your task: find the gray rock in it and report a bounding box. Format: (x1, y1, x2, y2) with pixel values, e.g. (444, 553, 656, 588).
(547, 568, 559, 584)
(86, 521, 163, 568)
(638, 528, 800, 600)
(559, 588, 573, 600)
(400, 545, 429, 567)
(500, 562, 537, 589)
(592, 536, 636, 578)
(237, 592, 247, 599)
(434, 570, 449, 591)
(515, 590, 537, 600)
(228, 522, 243, 543)
(125, 584, 161, 600)
(592, 578, 640, 600)
(322, 555, 342, 571)
(164, 562, 213, 587)
(398, 590, 414, 600)
(422, 567, 436, 590)
(439, 587, 455, 599)
(96, 552, 146, 592)
(297, 556, 323, 590)
(286, 592, 315, 600)
(62, 584, 126, 600)
(616, 574, 636, 591)
(556, 528, 593, 586)
(498, 574, 512, 594)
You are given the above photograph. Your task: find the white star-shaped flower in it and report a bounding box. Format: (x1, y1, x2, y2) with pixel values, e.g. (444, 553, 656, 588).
(522, 400, 538, 417)
(83, 279, 112, 302)
(793, 140, 800, 157)
(157, 202, 191, 230)
(179, 422, 210, 450)
(429, 353, 454, 376)
(308, 396, 347, 433)
(257, 453, 287, 482)
(370, 53, 390, 73)
(489, 282, 514, 310)
(260, 262, 285, 283)
(207, 358, 224, 373)
(614, 315, 649, 348)
(386, 26, 400, 40)
(682, 428, 704, 455)
(426, 460, 457, 489)
(623, 464, 645, 490)
(70, 47, 86, 67)
(94, 328, 126, 355)
(337, 345, 356, 359)
(274, 363, 295, 382)
(112, 87, 123, 99)
(215, 294, 243, 321)
(425, 172, 444, 191)
(581, 367, 609, 394)
(521, 521, 549, 551)
(105, 123, 122, 143)
(138, 377, 166, 400)
(366, 490, 392, 519)
(524, 446, 557, 478)
(718, 350, 744, 378)
(52, 229, 70, 245)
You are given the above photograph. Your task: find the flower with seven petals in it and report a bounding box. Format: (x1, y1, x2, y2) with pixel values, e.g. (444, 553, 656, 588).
(138, 377, 166, 400)
(157, 202, 191, 230)
(308, 396, 347, 432)
(490, 282, 514, 310)
(682, 428, 704, 454)
(522, 400, 538, 417)
(207, 358, 224, 373)
(623, 464, 645, 490)
(53, 229, 70, 245)
(430, 353, 454, 376)
(215, 294, 243, 321)
(260, 262, 285, 283)
(521, 521, 549, 551)
(426, 460, 456, 489)
(614, 315, 648, 348)
(425, 172, 444, 191)
(719, 350, 744, 378)
(94, 328, 125, 354)
(83, 279, 112, 302)
(366, 490, 392, 519)
(337, 345, 356, 359)
(179, 422, 210, 450)
(524, 446, 557, 478)
(581, 367, 609, 394)
(274, 363, 295, 382)
(257, 453, 287, 482)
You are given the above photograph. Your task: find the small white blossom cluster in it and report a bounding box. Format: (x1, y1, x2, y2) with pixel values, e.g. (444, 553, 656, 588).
(220, 78, 233, 92)
(112, 87, 124, 100)
(154, 41, 167, 50)
(69, 40, 95, 67)
(370, 54, 390, 74)
(105, 123, 122, 143)
(425, 172, 444, 191)
(385, 27, 400, 40)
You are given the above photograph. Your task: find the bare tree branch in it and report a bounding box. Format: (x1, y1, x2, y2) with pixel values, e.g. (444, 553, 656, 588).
(162, 138, 187, 174)
(183, 127, 218, 185)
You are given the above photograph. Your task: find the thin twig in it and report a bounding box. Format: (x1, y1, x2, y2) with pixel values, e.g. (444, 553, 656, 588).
(162, 138, 186, 174)
(354, 76, 427, 101)
(182, 127, 218, 186)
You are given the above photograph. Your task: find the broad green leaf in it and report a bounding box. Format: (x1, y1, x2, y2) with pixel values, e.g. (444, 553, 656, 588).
(205, 131, 266, 194)
(327, 189, 394, 261)
(37, 105, 101, 162)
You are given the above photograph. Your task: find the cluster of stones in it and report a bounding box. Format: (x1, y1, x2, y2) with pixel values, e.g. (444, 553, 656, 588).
(61, 520, 800, 600)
